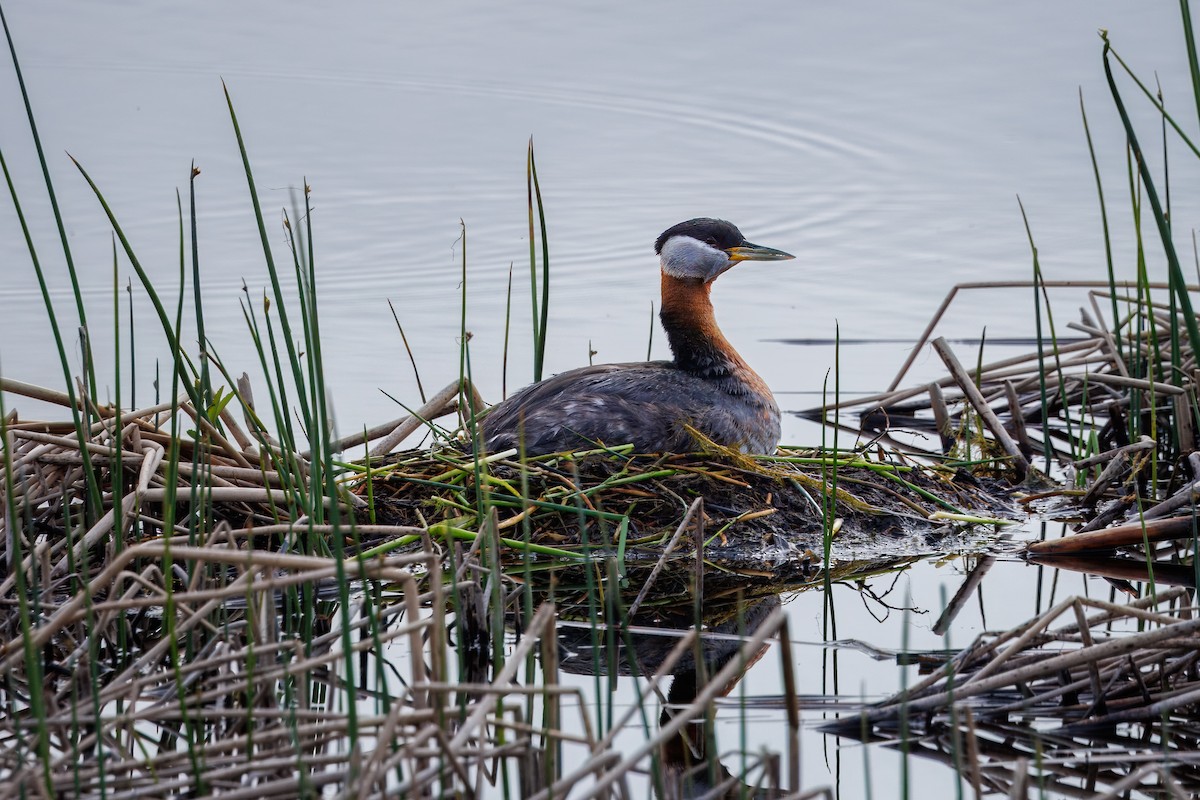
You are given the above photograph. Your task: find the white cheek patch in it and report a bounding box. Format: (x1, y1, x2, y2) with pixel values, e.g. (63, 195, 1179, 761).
(659, 236, 730, 281)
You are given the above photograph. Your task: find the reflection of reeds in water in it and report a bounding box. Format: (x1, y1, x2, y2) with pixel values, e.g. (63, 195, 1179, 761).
(829, 587, 1200, 798)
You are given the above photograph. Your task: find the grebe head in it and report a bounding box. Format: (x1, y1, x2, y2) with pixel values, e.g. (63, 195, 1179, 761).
(654, 218, 794, 282)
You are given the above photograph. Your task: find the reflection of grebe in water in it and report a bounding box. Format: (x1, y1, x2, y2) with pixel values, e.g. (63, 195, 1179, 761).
(656, 599, 778, 800)
(555, 595, 779, 799)
(481, 219, 794, 456)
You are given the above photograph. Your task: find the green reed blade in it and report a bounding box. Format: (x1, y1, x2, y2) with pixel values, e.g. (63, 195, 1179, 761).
(1106, 42, 1200, 161)
(1179, 0, 1200, 133)
(1080, 90, 1123, 366)
(222, 83, 316, 442)
(388, 299, 427, 404)
(1020, 200, 1079, 463)
(0, 149, 104, 521)
(527, 138, 551, 382)
(526, 139, 541, 377)
(1103, 37, 1200, 362)
(534, 148, 551, 382)
(70, 157, 204, 408)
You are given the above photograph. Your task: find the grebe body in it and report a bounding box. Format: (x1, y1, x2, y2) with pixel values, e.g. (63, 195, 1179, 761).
(480, 218, 793, 455)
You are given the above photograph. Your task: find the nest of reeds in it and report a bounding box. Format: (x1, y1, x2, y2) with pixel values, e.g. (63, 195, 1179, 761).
(355, 443, 1019, 575)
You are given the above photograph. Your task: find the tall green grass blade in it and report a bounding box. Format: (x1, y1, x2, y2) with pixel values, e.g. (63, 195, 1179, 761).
(1080, 90, 1123, 365)
(190, 163, 211, 407)
(283, 194, 330, 524)
(1127, 150, 1147, 445)
(646, 301, 655, 361)
(111, 236, 123, 559)
(218, 93, 362, 750)
(899, 595, 911, 800)
(163, 191, 207, 792)
(820, 325, 841, 705)
(526, 141, 541, 380)
(1021, 199, 1079, 462)
(1021, 196, 1056, 471)
(1106, 42, 1200, 160)
(126, 278, 136, 409)
(69, 156, 203, 408)
(526, 138, 551, 382)
(297, 182, 365, 723)
(502, 264, 514, 399)
(221, 82, 316, 439)
(1180, 0, 1200, 130)
(388, 299, 427, 404)
(236, 295, 311, 520)
(1103, 37, 1200, 364)
(974, 328, 988, 449)
(533, 147, 550, 381)
(0, 152, 104, 523)
(1131, 162, 1164, 484)
(185, 175, 214, 606)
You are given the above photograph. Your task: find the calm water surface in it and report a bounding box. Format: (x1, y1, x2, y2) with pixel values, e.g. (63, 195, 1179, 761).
(0, 3, 1192, 797)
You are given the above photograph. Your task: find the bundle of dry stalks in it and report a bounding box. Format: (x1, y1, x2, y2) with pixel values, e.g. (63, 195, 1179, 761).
(1, 375, 833, 797)
(817, 281, 1200, 558)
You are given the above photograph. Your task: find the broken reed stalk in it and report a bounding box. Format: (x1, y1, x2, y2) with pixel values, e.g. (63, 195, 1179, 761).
(1026, 515, 1195, 555)
(931, 337, 1030, 478)
(627, 496, 704, 618)
(885, 279, 1199, 394)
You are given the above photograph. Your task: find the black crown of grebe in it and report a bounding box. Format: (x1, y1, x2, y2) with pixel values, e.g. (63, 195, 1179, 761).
(480, 218, 794, 456)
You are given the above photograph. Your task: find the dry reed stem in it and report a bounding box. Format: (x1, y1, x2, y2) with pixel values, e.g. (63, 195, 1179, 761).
(627, 496, 703, 617)
(1071, 435, 1156, 468)
(931, 335, 1027, 479)
(367, 379, 471, 458)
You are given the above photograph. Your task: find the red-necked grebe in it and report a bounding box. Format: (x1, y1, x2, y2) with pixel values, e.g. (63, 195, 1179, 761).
(480, 218, 794, 455)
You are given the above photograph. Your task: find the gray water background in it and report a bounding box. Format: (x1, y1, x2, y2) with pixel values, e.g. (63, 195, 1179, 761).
(2, 3, 1193, 431)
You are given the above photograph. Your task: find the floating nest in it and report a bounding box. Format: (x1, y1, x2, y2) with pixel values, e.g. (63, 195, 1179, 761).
(354, 444, 1019, 575)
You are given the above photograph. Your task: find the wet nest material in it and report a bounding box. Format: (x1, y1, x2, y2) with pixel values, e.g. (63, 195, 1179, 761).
(357, 444, 1019, 571)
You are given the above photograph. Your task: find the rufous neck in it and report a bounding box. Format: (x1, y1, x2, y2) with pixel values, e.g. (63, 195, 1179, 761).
(659, 274, 745, 378)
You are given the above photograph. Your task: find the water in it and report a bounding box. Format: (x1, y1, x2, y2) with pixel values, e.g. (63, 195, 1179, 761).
(0, 2, 1194, 797)
(2, 2, 1193, 430)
